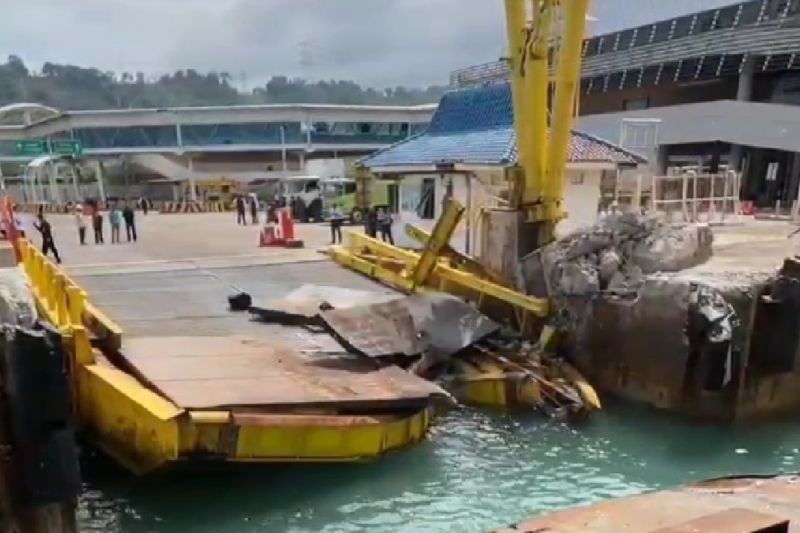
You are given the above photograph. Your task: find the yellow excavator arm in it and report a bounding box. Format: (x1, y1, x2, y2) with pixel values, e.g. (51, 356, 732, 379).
(504, 0, 591, 245)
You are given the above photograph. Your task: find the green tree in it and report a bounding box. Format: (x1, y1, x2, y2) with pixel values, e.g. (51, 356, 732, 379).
(0, 57, 447, 111)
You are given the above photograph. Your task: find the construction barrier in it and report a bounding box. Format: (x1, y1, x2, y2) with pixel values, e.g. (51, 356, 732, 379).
(159, 200, 232, 213)
(259, 208, 303, 248)
(11, 200, 233, 215)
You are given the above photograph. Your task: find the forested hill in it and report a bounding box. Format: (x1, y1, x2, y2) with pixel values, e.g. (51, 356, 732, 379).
(0, 55, 447, 112)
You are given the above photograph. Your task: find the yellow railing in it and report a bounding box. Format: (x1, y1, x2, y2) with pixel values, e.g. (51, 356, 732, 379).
(18, 239, 94, 366)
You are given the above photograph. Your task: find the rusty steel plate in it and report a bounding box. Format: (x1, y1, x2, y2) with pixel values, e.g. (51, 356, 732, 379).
(320, 299, 420, 358)
(319, 292, 498, 360)
(401, 292, 499, 358)
(497, 475, 800, 533)
(119, 335, 448, 410)
(250, 284, 401, 326)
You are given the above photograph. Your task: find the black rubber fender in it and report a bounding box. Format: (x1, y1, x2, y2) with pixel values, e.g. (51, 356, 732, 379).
(2, 324, 71, 444)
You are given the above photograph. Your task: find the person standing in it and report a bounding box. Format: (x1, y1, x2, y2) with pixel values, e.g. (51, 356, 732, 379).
(139, 196, 149, 215)
(92, 205, 105, 244)
(364, 207, 378, 238)
(235, 195, 247, 226)
(329, 206, 345, 244)
(109, 204, 122, 244)
(123, 201, 137, 242)
(11, 205, 28, 238)
(34, 213, 61, 264)
(249, 193, 259, 225)
(377, 207, 394, 245)
(74, 204, 87, 245)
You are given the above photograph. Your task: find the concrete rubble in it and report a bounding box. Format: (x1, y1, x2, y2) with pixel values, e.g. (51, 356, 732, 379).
(515, 213, 798, 419)
(0, 267, 37, 329)
(521, 213, 713, 294)
(518, 213, 714, 331)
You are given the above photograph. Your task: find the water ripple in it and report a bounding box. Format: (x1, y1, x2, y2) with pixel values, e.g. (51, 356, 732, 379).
(78, 404, 800, 533)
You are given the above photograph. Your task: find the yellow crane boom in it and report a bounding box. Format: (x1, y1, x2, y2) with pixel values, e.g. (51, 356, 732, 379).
(504, 0, 591, 246)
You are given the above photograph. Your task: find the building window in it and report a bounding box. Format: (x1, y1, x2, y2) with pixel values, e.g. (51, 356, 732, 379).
(623, 98, 649, 111)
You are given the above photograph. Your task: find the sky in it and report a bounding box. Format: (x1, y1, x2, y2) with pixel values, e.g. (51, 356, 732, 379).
(0, 0, 741, 88)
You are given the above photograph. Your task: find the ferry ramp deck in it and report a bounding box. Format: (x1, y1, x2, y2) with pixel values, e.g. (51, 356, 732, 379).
(69, 262, 440, 412)
(17, 214, 448, 474)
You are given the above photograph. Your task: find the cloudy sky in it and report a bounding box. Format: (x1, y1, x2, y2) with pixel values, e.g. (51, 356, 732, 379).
(1, 0, 739, 88)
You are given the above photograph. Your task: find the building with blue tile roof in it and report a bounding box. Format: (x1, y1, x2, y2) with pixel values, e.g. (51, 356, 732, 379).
(361, 82, 642, 172)
(359, 82, 644, 244)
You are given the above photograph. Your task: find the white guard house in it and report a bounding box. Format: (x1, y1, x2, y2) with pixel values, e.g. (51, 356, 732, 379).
(359, 82, 646, 253)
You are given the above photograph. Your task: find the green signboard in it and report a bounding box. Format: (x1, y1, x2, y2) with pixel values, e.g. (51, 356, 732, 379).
(51, 140, 83, 156)
(14, 140, 46, 156)
(13, 139, 83, 156)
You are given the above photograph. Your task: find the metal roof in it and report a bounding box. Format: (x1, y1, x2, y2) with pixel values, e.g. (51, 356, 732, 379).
(451, 1, 800, 89)
(362, 83, 645, 169)
(0, 102, 436, 142)
(577, 99, 800, 153)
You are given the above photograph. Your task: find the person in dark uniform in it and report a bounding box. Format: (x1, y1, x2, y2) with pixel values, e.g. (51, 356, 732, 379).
(249, 194, 259, 225)
(92, 205, 104, 244)
(123, 201, 137, 242)
(235, 195, 247, 225)
(364, 207, 378, 238)
(34, 213, 61, 264)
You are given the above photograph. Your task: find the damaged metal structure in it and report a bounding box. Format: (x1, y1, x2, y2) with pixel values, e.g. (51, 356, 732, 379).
(251, 285, 599, 418)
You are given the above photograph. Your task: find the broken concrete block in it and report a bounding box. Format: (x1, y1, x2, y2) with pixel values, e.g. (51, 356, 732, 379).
(557, 262, 599, 296)
(598, 249, 622, 287)
(0, 267, 37, 328)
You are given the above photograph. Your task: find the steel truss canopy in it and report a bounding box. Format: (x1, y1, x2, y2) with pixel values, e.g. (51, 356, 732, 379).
(451, 0, 800, 91)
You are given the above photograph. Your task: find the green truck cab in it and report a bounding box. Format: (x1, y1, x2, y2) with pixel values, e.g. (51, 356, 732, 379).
(323, 177, 393, 224)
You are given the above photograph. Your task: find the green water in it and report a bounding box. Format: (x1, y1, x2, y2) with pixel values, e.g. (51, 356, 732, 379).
(77, 402, 800, 533)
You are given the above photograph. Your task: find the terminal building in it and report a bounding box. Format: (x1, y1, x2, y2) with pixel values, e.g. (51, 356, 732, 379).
(450, 0, 800, 209)
(0, 102, 434, 202)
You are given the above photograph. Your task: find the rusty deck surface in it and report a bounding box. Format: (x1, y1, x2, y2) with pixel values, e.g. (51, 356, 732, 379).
(120, 336, 447, 410)
(494, 475, 800, 533)
(70, 262, 450, 410)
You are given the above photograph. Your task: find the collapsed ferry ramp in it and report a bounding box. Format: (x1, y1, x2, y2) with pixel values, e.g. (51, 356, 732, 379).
(20, 242, 447, 474)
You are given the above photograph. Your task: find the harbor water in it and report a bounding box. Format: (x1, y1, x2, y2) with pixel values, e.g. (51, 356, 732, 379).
(78, 402, 800, 532)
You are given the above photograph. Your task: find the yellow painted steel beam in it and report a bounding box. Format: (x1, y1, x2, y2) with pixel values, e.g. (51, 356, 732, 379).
(346, 231, 420, 265)
(502, 0, 592, 241)
(77, 364, 183, 474)
(437, 266, 549, 317)
(404, 223, 509, 286)
(448, 360, 543, 409)
(523, 0, 554, 205)
(327, 245, 414, 292)
(409, 199, 465, 289)
(332, 230, 549, 319)
(83, 301, 124, 352)
(504, 0, 531, 207)
(542, 0, 591, 228)
(231, 410, 432, 461)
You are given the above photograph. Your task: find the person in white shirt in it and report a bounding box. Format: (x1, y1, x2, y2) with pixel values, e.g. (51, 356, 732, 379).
(12, 205, 30, 238)
(74, 204, 87, 245)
